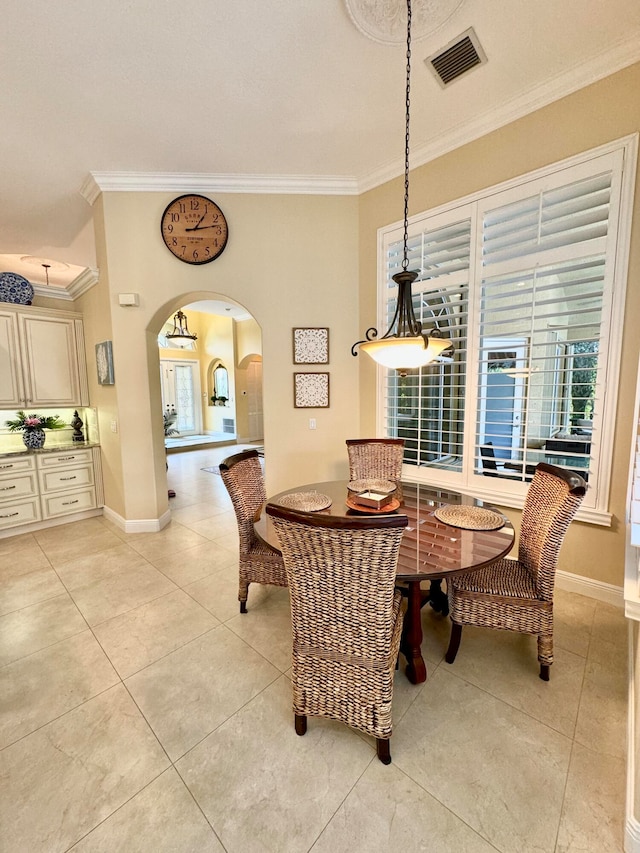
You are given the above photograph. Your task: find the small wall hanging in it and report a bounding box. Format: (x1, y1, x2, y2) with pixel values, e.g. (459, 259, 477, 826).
(294, 372, 330, 408)
(95, 341, 115, 385)
(292, 327, 329, 364)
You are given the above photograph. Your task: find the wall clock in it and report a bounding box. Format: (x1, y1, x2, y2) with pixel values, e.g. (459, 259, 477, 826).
(160, 194, 228, 264)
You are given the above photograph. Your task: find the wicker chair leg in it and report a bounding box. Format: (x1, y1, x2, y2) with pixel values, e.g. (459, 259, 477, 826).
(239, 580, 249, 614)
(445, 622, 463, 664)
(537, 633, 553, 676)
(376, 738, 391, 765)
(295, 714, 307, 736)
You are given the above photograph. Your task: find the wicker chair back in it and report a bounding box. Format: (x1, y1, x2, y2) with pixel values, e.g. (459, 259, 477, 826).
(219, 450, 266, 557)
(518, 462, 587, 600)
(220, 450, 287, 612)
(346, 438, 405, 483)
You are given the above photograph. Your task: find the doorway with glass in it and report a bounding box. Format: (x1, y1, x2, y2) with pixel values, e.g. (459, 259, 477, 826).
(160, 359, 202, 439)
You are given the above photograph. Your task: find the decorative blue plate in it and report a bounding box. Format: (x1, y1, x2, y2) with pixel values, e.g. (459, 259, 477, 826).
(0, 272, 34, 305)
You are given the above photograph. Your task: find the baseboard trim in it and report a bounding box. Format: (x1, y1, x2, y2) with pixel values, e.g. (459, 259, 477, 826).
(102, 505, 172, 533)
(627, 624, 638, 853)
(556, 569, 624, 607)
(627, 818, 640, 852)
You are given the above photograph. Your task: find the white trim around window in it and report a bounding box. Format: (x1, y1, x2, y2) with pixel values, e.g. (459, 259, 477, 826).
(377, 134, 638, 526)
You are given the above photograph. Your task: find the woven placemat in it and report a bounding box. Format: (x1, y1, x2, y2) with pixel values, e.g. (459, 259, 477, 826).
(277, 492, 332, 512)
(434, 504, 505, 530)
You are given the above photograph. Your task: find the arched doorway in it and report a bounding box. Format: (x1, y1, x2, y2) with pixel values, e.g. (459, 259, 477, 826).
(154, 294, 263, 456)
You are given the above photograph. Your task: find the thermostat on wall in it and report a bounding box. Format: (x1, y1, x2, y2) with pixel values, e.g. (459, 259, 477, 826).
(118, 293, 139, 306)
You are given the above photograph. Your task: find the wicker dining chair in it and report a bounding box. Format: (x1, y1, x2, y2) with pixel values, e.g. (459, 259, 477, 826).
(346, 438, 405, 503)
(266, 502, 408, 764)
(346, 438, 405, 483)
(445, 462, 587, 680)
(219, 450, 287, 613)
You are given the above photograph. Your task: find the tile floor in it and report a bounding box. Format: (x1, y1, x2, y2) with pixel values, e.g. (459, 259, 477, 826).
(0, 446, 628, 852)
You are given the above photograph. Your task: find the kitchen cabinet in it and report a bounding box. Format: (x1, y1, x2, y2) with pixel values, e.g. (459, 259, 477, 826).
(37, 448, 96, 520)
(0, 446, 103, 534)
(0, 304, 89, 408)
(0, 455, 41, 531)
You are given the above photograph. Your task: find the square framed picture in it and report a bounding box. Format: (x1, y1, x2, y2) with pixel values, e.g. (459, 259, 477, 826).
(292, 327, 329, 364)
(294, 372, 330, 408)
(95, 340, 115, 385)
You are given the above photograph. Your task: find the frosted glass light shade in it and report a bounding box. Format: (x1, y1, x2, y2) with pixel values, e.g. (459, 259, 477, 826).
(360, 335, 451, 369)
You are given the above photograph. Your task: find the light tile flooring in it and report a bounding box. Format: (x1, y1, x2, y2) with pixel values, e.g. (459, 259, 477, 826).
(0, 446, 628, 852)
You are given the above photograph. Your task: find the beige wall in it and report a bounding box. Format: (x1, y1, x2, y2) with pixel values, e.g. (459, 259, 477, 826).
(358, 62, 640, 588)
(81, 192, 359, 522)
(196, 311, 235, 434)
(74, 199, 126, 518)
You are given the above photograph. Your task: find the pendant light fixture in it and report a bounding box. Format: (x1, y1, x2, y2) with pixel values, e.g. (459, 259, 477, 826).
(351, 0, 452, 374)
(166, 310, 197, 343)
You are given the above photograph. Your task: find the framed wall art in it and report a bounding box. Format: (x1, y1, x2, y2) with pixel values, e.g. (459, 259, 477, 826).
(294, 372, 330, 408)
(95, 340, 115, 386)
(292, 327, 329, 364)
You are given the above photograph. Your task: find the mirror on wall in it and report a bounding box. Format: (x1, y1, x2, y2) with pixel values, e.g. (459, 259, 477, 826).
(209, 362, 229, 406)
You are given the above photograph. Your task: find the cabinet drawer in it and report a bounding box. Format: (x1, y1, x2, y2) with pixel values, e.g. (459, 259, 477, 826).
(0, 472, 38, 501)
(41, 487, 96, 518)
(37, 449, 93, 469)
(0, 456, 35, 474)
(39, 465, 94, 494)
(0, 498, 41, 530)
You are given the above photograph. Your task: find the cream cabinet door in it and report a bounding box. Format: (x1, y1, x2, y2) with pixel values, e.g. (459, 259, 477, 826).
(19, 315, 85, 407)
(0, 311, 24, 407)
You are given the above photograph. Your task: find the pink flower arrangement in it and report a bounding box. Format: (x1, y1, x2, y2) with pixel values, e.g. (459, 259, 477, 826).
(5, 411, 66, 432)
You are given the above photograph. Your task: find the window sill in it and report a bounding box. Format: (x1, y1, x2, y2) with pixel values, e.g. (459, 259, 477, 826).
(404, 472, 612, 527)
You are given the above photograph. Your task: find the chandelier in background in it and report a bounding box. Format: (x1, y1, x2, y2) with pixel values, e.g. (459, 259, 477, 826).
(166, 310, 197, 343)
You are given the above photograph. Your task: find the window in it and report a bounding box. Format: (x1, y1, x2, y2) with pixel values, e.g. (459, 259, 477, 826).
(380, 137, 637, 523)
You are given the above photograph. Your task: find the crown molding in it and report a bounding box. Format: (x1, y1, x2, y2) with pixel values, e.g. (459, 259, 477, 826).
(67, 267, 100, 300)
(31, 266, 99, 301)
(32, 284, 73, 302)
(358, 37, 640, 192)
(82, 172, 359, 202)
(80, 38, 640, 202)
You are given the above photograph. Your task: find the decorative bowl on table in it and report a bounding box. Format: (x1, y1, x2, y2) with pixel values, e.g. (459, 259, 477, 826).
(347, 478, 397, 495)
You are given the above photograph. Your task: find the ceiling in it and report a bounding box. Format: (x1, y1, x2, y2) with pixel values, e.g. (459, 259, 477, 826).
(2, 0, 639, 296)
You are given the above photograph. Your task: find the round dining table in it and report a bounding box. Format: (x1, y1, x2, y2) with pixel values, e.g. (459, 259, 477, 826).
(253, 479, 515, 685)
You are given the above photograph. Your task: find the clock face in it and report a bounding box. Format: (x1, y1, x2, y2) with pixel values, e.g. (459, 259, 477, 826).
(160, 194, 228, 264)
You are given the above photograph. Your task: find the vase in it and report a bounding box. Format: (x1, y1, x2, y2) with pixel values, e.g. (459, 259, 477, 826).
(23, 428, 46, 449)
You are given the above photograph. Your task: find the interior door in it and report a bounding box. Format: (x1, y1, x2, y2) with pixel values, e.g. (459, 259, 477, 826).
(247, 359, 263, 441)
(160, 359, 201, 436)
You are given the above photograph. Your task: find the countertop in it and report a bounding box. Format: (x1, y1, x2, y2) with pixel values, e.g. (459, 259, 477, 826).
(0, 442, 100, 459)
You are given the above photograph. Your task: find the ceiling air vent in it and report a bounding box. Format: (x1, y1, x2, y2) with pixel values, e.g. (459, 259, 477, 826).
(425, 27, 487, 88)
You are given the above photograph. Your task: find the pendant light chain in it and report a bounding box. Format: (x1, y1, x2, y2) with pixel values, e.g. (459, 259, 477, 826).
(350, 0, 452, 367)
(402, 0, 412, 271)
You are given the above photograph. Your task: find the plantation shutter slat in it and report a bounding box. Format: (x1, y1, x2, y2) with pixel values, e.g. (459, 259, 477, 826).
(383, 217, 471, 470)
(482, 172, 612, 266)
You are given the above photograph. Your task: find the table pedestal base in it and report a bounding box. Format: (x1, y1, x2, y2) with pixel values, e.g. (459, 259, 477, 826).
(400, 579, 449, 684)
